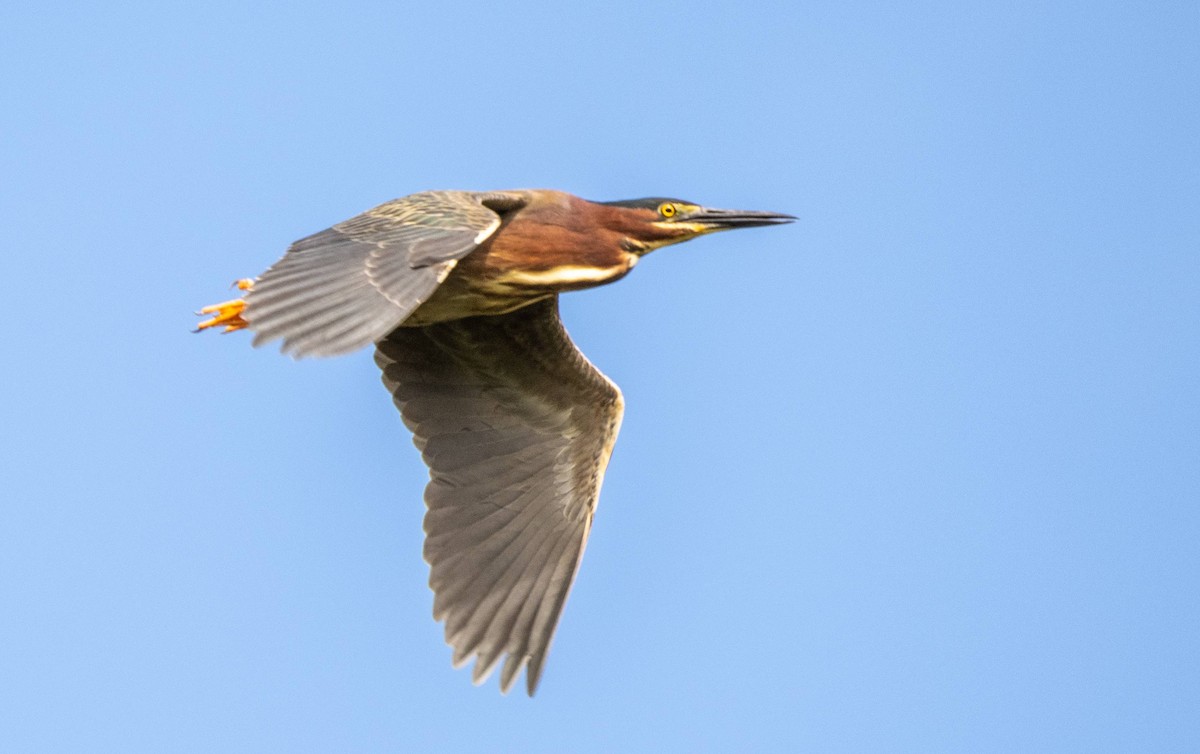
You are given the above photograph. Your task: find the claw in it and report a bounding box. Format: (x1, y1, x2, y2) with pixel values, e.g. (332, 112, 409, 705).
(195, 279, 254, 333)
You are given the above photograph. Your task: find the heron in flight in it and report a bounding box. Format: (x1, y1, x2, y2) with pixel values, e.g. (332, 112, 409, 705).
(197, 189, 794, 695)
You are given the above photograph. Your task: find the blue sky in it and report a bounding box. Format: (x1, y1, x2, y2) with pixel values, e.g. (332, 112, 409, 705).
(1, 1, 1197, 751)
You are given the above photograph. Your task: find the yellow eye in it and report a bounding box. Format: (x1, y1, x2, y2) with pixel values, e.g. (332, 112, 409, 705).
(659, 203, 677, 218)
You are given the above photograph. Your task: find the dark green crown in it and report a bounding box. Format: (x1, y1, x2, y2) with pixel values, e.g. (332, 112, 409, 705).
(601, 197, 692, 210)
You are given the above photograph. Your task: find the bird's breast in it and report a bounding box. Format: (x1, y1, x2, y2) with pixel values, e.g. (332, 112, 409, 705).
(456, 221, 640, 297)
(401, 229, 638, 326)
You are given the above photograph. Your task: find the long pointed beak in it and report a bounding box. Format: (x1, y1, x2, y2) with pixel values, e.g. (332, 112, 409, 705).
(689, 207, 797, 231)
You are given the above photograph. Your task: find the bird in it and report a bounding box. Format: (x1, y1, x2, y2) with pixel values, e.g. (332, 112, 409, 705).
(196, 188, 794, 695)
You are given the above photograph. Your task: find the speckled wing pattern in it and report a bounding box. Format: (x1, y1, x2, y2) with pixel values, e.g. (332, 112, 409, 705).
(244, 190, 525, 357)
(374, 298, 624, 695)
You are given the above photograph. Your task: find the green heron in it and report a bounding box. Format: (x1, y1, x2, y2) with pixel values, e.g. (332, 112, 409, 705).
(197, 189, 794, 695)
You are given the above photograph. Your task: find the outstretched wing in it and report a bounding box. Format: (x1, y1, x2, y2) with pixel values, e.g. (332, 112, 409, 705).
(375, 298, 624, 695)
(244, 190, 526, 358)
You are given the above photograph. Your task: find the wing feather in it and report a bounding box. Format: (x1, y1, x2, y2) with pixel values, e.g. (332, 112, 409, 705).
(375, 297, 624, 695)
(244, 191, 525, 357)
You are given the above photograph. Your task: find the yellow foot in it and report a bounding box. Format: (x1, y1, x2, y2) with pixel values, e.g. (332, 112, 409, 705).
(195, 279, 254, 333)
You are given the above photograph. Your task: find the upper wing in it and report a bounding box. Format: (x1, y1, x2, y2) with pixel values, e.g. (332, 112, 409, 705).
(374, 298, 624, 695)
(244, 190, 526, 358)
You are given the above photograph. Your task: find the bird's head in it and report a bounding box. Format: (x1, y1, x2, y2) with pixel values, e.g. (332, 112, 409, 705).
(600, 197, 795, 254)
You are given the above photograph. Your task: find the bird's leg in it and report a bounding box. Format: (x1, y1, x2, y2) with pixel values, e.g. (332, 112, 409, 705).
(195, 278, 254, 333)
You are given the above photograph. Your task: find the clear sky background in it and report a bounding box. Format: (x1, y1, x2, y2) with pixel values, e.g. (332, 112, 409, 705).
(1, 2, 1197, 752)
